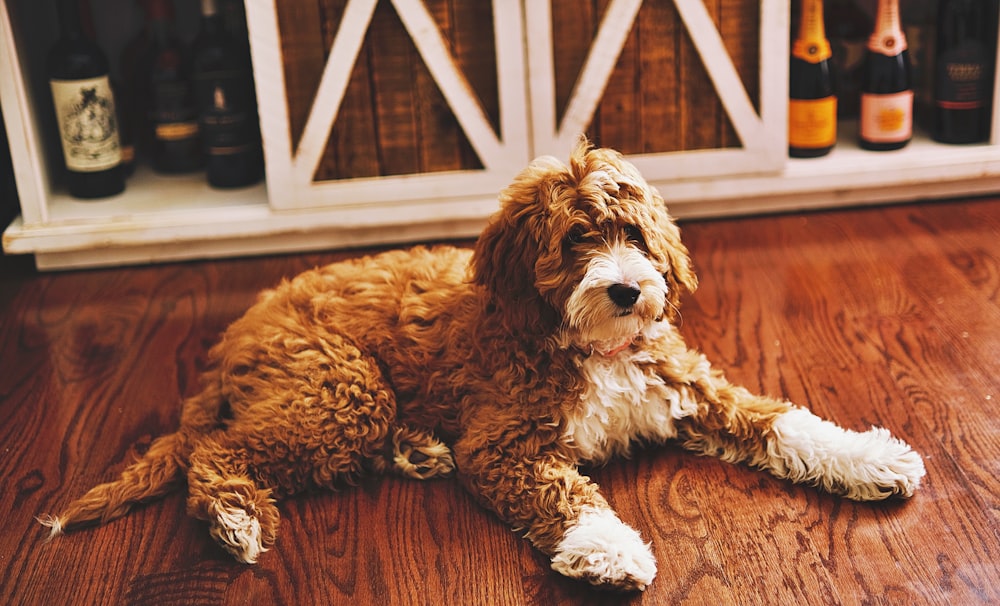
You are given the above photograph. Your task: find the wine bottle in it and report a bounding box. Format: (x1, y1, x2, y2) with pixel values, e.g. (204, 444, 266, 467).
(789, 0, 837, 158)
(192, 0, 263, 188)
(859, 0, 913, 151)
(78, 0, 135, 176)
(141, 0, 203, 173)
(46, 0, 125, 199)
(825, 0, 872, 119)
(933, 0, 992, 144)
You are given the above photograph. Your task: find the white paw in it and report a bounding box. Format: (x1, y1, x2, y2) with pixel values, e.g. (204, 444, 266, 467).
(210, 503, 267, 564)
(550, 508, 657, 591)
(769, 408, 927, 501)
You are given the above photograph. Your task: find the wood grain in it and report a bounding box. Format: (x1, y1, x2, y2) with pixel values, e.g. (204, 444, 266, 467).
(2, 199, 998, 604)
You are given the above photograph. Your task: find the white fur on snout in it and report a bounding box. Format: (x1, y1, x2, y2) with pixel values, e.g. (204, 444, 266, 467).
(564, 241, 667, 345)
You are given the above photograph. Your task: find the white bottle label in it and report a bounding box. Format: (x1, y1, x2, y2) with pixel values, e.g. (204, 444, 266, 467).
(860, 90, 913, 143)
(50, 76, 122, 172)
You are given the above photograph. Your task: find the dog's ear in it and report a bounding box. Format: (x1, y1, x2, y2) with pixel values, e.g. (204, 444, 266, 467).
(471, 159, 564, 332)
(648, 191, 698, 321)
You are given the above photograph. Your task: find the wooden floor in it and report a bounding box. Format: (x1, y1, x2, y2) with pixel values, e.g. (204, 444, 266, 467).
(1, 198, 997, 605)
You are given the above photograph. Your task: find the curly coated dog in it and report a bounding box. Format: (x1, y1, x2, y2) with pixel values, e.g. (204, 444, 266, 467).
(41, 141, 926, 591)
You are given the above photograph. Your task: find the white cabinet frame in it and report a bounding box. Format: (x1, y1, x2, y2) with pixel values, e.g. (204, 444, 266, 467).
(248, 0, 530, 212)
(527, 0, 787, 180)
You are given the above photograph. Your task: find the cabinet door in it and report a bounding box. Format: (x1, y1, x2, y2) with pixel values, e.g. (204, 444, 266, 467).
(247, 0, 529, 213)
(526, 0, 787, 181)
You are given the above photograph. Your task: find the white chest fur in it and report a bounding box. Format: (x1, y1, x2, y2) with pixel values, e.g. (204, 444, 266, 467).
(563, 350, 700, 462)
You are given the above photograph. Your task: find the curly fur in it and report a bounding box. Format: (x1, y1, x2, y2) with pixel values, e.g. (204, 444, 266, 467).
(40, 140, 926, 591)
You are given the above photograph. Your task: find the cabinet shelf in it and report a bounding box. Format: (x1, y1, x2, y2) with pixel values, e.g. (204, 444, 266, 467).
(662, 121, 1000, 217)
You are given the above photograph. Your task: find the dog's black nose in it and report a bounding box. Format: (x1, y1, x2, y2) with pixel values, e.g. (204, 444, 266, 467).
(608, 283, 641, 307)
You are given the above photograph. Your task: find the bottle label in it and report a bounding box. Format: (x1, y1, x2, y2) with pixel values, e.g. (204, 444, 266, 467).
(150, 80, 200, 142)
(789, 96, 837, 148)
(935, 45, 987, 110)
(50, 76, 122, 172)
(155, 122, 200, 141)
(195, 68, 260, 156)
(860, 90, 913, 143)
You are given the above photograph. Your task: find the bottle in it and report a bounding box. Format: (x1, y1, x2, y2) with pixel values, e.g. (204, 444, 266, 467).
(932, 0, 992, 144)
(46, 0, 125, 199)
(78, 0, 135, 176)
(789, 0, 837, 158)
(140, 0, 203, 173)
(858, 0, 913, 151)
(824, 0, 872, 119)
(192, 0, 263, 188)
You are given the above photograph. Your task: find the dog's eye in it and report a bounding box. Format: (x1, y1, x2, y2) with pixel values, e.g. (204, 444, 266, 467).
(565, 226, 587, 246)
(624, 224, 646, 247)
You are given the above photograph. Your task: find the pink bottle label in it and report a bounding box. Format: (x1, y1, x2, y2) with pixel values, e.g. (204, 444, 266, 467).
(860, 91, 914, 143)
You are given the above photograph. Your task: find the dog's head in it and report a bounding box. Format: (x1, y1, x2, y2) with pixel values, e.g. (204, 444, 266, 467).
(472, 140, 697, 353)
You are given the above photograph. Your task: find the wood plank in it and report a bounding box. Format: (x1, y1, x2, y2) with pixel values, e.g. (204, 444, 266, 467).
(449, 0, 494, 169)
(717, 0, 758, 148)
(592, 0, 641, 152)
(274, 0, 328, 152)
(550, 0, 599, 130)
(677, 0, 720, 151)
(638, 0, 682, 154)
(414, 0, 462, 175)
(368, 0, 420, 176)
(318, 0, 381, 180)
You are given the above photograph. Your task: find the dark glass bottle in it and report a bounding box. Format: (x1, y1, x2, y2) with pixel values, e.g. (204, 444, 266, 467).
(789, 0, 837, 158)
(825, 0, 872, 119)
(192, 0, 263, 188)
(77, 0, 134, 176)
(859, 0, 913, 151)
(141, 0, 203, 173)
(933, 0, 992, 144)
(46, 0, 125, 199)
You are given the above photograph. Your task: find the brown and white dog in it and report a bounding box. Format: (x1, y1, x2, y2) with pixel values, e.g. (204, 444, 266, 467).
(40, 141, 925, 591)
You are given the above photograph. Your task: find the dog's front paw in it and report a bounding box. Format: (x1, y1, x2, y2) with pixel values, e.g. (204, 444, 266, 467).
(841, 427, 927, 501)
(550, 508, 657, 591)
(769, 409, 927, 501)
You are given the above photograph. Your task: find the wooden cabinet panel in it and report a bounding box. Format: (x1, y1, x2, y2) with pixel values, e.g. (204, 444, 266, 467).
(253, 0, 527, 211)
(550, 0, 759, 156)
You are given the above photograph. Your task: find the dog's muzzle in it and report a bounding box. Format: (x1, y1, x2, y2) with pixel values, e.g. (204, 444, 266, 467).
(607, 282, 641, 309)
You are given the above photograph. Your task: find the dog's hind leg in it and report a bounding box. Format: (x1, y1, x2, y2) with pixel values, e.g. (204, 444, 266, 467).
(185, 436, 280, 564)
(186, 331, 399, 562)
(385, 424, 455, 480)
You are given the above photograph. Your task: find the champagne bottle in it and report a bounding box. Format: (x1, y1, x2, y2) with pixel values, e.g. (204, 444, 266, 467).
(789, 0, 837, 158)
(859, 0, 913, 151)
(141, 0, 203, 173)
(933, 0, 992, 144)
(46, 0, 125, 199)
(192, 0, 263, 188)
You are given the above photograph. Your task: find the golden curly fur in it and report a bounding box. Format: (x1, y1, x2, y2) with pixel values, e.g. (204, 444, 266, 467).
(40, 141, 926, 591)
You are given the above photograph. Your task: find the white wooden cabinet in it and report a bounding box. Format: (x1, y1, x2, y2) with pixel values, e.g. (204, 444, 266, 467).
(2, 0, 1000, 270)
